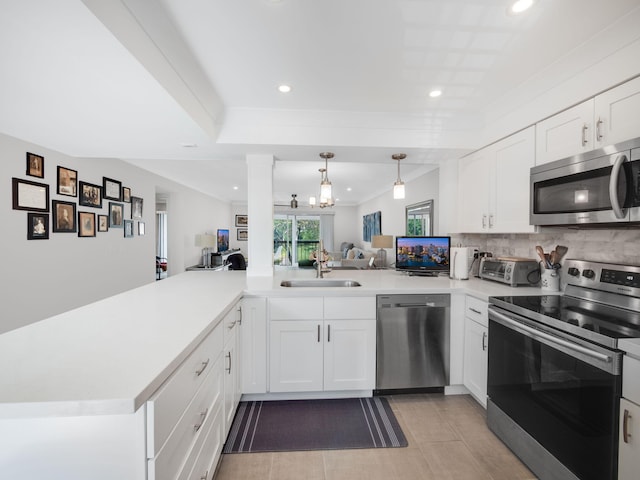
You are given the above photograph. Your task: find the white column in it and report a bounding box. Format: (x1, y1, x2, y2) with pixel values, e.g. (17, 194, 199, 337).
(246, 154, 274, 276)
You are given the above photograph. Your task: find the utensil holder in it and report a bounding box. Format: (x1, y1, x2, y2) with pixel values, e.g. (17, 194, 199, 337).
(540, 268, 560, 291)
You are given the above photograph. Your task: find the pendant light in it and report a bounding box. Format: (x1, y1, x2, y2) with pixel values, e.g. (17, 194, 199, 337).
(319, 152, 333, 201)
(392, 153, 406, 199)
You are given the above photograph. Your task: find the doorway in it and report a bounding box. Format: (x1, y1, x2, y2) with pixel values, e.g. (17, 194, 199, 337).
(274, 214, 320, 267)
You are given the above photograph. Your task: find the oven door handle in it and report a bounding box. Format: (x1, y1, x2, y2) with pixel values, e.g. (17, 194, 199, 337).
(490, 309, 613, 364)
(609, 153, 628, 220)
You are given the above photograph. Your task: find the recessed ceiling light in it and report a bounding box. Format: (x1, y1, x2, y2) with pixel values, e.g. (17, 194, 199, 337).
(508, 0, 535, 15)
(429, 90, 442, 98)
(347, 187, 352, 192)
(278, 84, 292, 93)
(233, 186, 239, 190)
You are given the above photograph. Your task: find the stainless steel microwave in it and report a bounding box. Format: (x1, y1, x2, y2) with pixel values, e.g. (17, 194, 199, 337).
(530, 136, 640, 226)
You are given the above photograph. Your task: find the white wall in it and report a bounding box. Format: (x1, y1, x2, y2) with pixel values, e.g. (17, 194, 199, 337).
(1, 132, 231, 333)
(356, 170, 440, 248)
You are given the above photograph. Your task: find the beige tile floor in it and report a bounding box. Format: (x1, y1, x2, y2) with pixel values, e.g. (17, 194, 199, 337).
(214, 394, 537, 480)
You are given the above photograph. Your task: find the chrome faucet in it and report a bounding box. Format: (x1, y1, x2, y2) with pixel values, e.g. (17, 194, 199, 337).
(316, 240, 324, 278)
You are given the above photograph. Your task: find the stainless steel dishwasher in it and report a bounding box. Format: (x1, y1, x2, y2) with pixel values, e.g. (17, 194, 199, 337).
(376, 294, 450, 393)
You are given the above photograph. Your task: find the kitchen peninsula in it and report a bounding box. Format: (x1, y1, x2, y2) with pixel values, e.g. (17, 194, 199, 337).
(0, 268, 547, 479)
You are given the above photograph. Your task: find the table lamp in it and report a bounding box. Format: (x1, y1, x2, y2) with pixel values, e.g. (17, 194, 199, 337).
(371, 235, 393, 268)
(195, 234, 217, 267)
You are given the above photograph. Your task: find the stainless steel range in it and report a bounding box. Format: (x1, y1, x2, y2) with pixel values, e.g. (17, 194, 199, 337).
(487, 259, 640, 480)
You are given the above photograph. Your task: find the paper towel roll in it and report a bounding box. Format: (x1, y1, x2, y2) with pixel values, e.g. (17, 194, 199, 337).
(450, 247, 470, 280)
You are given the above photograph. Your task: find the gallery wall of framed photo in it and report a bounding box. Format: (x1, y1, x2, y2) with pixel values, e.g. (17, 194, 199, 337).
(12, 152, 146, 241)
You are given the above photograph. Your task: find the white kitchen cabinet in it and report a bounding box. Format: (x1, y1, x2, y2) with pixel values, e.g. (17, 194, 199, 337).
(462, 296, 488, 407)
(458, 126, 536, 233)
(240, 297, 267, 394)
(619, 355, 640, 479)
(594, 75, 640, 148)
(268, 296, 376, 394)
(535, 77, 640, 166)
(222, 304, 242, 433)
(535, 99, 594, 166)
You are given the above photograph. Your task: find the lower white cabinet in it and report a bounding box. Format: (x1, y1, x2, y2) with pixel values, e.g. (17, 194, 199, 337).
(240, 297, 267, 394)
(268, 296, 376, 393)
(462, 296, 488, 407)
(222, 304, 242, 434)
(619, 355, 640, 479)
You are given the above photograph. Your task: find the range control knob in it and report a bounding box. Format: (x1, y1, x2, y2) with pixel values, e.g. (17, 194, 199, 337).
(582, 269, 596, 279)
(567, 267, 580, 277)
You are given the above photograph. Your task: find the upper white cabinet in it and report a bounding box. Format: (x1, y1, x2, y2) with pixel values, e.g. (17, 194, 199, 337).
(535, 99, 594, 165)
(594, 76, 640, 148)
(535, 76, 640, 166)
(458, 126, 536, 233)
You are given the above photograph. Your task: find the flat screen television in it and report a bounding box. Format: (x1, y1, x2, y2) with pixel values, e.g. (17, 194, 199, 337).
(395, 236, 451, 276)
(217, 229, 229, 252)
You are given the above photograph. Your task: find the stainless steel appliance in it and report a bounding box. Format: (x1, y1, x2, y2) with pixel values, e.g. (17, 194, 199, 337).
(487, 259, 640, 480)
(530, 136, 640, 226)
(479, 257, 540, 287)
(376, 294, 450, 392)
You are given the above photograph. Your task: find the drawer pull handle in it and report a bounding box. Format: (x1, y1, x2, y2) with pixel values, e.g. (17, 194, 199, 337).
(469, 308, 482, 315)
(195, 359, 210, 376)
(623, 409, 632, 443)
(194, 408, 209, 432)
(200, 471, 209, 480)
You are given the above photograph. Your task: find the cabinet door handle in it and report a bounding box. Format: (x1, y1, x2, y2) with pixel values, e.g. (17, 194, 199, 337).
(194, 408, 209, 432)
(623, 408, 632, 443)
(327, 324, 331, 342)
(237, 306, 242, 325)
(581, 124, 589, 146)
(317, 324, 321, 342)
(200, 471, 209, 480)
(482, 214, 487, 228)
(469, 308, 482, 315)
(227, 320, 237, 330)
(488, 214, 494, 228)
(482, 331, 487, 351)
(596, 117, 604, 141)
(226, 351, 232, 373)
(195, 359, 210, 376)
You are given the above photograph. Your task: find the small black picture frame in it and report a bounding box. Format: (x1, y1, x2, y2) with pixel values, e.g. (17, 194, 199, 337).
(103, 177, 122, 201)
(79, 181, 102, 208)
(237, 229, 248, 241)
(27, 213, 49, 240)
(52, 200, 77, 233)
(131, 196, 143, 219)
(109, 202, 124, 228)
(12, 177, 49, 212)
(57, 166, 78, 197)
(124, 219, 134, 238)
(78, 211, 96, 237)
(98, 215, 109, 232)
(26, 152, 44, 178)
(122, 187, 131, 203)
(235, 214, 248, 227)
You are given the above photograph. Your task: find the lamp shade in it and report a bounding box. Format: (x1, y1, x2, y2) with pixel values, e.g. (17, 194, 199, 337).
(371, 235, 393, 249)
(195, 234, 216, 248)
(393, 182, 405, 199)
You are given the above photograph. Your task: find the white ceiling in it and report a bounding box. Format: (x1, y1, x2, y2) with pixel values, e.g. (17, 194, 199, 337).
(1, 0, 639, 205)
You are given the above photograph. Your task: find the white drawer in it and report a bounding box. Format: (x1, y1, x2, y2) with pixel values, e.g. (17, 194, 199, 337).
(465, 295, 488, 328)
(324, 296, 375, 319)
(148, 356, 223, 480)
(623, 355, 640, 405)
(222, 304, 240, 345)
(147, 323, 223, 456)
(270, 297, 323, 320)
(177, 400, 224, 480)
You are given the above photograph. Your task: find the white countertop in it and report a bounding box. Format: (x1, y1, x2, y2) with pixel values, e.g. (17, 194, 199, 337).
(0, 271, 246, 418)
(0, 268, 549, 419)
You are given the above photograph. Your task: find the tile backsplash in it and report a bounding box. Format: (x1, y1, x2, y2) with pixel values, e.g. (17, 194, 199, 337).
(452, 227, 640, 267)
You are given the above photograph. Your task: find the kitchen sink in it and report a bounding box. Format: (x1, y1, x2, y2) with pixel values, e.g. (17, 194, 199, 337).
(280, 279, 362, 288)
